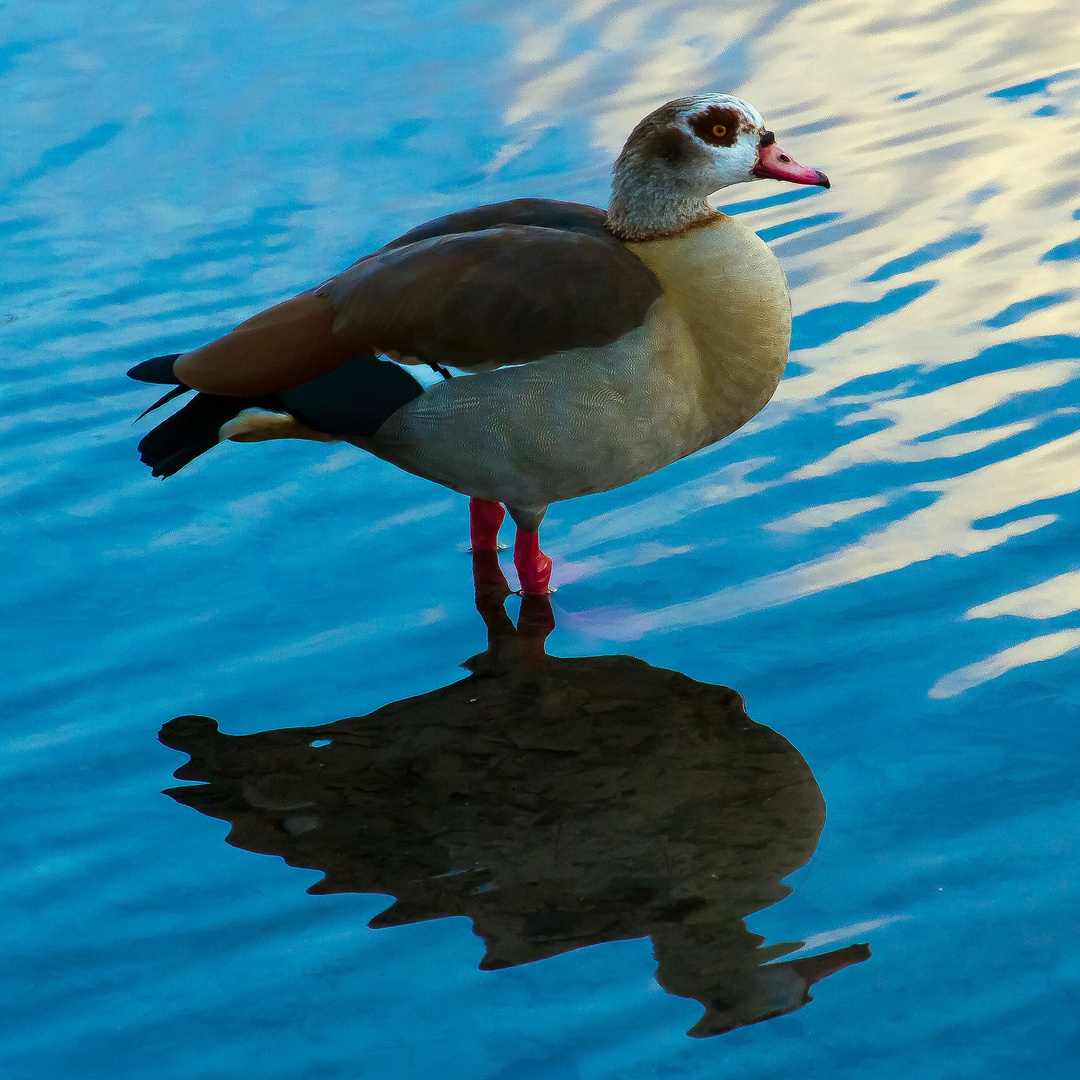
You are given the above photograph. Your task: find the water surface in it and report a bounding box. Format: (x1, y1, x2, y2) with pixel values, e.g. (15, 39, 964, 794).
(4, 1, 1080, 1077)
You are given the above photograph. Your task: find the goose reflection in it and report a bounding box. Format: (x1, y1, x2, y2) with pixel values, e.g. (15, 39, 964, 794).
(160, 551, 869, 1037)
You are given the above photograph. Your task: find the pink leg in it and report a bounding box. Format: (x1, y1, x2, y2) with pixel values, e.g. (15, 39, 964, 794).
(513, 528, 553, 595)
(469, 497, 505, 551)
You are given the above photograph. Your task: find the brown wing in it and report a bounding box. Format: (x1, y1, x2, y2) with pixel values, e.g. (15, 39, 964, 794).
(174, 291, 356, 396)
(319, 224, 662, 371)
(173, 199, 660, 396)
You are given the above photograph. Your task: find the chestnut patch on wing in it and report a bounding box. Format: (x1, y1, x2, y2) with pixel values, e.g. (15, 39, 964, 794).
(689, 106, 741, 148)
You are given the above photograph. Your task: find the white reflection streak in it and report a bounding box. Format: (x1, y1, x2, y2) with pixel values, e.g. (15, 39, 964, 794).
(557, 540, 693, 584)
(929, 629, 1080, 699)
(502, 0, 766, 151)
(966, 568, 1080, 620)
(765, 494, 891, 533)
(504, 54, 599, 126)
(794, 914, 911, 953)
(359, 498, 456, 536)
(560, 457, 774, 554)
(225, 606, 449, 670)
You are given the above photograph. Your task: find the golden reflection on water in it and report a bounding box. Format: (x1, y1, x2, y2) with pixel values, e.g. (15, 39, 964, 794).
(160, 553, 869, 1038)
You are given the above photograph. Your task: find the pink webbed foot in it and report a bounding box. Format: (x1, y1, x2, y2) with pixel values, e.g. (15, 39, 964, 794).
(469, 497, 505, 552)
(513, 528, 553, 595)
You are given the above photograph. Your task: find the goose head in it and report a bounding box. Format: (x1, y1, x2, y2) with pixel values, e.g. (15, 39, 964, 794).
(608, 94, 829, 241)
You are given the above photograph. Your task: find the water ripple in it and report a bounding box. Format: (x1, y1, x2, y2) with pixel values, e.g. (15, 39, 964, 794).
(5, 0, 1080, 1076)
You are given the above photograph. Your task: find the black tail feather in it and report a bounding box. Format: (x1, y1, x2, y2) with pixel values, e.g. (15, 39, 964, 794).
(131, 351, 427, 478)
(138, 393, 249, 478)
(128, 353, 183, 384)
(134, 383, 194, 422)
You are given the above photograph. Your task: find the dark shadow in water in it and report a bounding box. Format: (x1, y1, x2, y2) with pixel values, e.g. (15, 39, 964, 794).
(160, 551, 869, 1037)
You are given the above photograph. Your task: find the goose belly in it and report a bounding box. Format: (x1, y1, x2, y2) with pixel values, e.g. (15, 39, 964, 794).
(361, 320, 714, 507)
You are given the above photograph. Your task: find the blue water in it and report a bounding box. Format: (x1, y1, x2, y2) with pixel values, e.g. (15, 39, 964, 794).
(5, 1, 1080, 1076)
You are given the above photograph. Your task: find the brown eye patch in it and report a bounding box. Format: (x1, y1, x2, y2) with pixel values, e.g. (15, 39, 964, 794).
(689, 106, 741, 148)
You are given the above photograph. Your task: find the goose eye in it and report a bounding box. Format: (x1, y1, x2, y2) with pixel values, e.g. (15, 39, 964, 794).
(712, 124, 727, 138)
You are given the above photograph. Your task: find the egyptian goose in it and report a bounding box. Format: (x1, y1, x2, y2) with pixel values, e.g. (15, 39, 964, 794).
(129, 95, 828, 593)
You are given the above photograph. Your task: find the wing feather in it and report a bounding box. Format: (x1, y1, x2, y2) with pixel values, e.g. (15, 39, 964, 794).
(174, 292, 358, 395)
(319, 225, 661, 370)
(168, 199, 660, 395)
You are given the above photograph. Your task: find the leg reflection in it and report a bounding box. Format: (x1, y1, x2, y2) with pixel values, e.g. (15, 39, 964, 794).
(469, 548, 554, 670)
